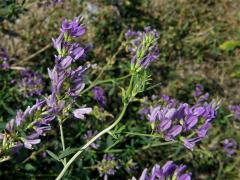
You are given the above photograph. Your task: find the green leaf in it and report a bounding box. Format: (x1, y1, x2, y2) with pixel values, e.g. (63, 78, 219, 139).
(108, 131, 118, 139)
(46, 150, 59, 161)
(58, 147, 79, 159)
(219, 40, 240, 51)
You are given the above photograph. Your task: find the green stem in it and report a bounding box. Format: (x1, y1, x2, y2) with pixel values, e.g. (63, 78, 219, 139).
(59, 121, 67, 165)
(56, 103, 129, 180)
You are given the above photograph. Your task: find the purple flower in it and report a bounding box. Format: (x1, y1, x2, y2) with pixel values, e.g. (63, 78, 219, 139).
(148, 106, 160, 122)
(97, 154, 119, 179)
(61, 18, 86, 38)
(68, 65, 90, 96)
(165, 125, 183, 140)
(92, 86, 107, 107)
(221, 139, 237, 157)
(18, 70, 44, 97)
(48, 67, 65, 94)
(145, 93, 219, 150)
(73, 107, 92, 119)
(126, 27, 159, 71)
(23, 138, 41, 149)
(52, 32, 64, 54)
(183, 137, 202, 151)
(135, 161, 192, 180)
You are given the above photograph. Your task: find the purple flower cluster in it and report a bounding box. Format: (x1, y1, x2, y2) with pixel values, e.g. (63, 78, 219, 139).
(125, 27, 159, 72)
(49, 17, 92, 118)
(147, 94, 219, 150)
(0, 47, 10, 70)
(0, 17, 92, 153)
(229, 105, 240, 120)
(134, 161, 191, 180)
(92, 86, 107, 108)
(221, 139, 237, 157)
(18, 70, 44, 97)
(97, 154, 119, 179)
(1, 99, 47, 150)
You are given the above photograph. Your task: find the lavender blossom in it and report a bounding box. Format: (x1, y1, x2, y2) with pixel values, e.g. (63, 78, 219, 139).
(2, 100, 46, 152)
(68, 65, 90, 96)
(97, 154, 119, 180)
(125, 27, 159, 72)
(1, 17, 91, 155)
(146, 94, 220, 150)
(221, 139, 237, 157)
(23, 138, 41, 149)
(73, 107, 92, 119)
(92, 86, 107, 107)
(133, 161, 192, 180)
(18, 70, 44, 97)
(61, 18, 85, 38)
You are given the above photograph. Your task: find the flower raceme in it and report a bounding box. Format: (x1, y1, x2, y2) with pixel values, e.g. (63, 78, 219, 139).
(125, 27, 160, 73)
(0, 99, 47, 151)
(147, 94, 220, 150)
(18, 70, 44, 97)
(132, 161, 192, 180)
(0, 17, 92, 155)
(97, 154, 120, 179)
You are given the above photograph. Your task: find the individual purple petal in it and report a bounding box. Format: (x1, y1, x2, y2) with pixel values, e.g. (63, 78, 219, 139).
(71, 47, 85, 59)
(178, 173, 192, 180)
(183, 137, 202, 150)
(176, 165, 187, 176)
(61, 19, 72, 32)
(60, 56, 73, 68)
(197, 122, 211, 138)
(139, 168, 148, 180)
(52, 32, 64, 53)
(158, 119, 172, 132)
(148, 106, 160, 122)
(165, 125, 182, 140)
(73, 107, 92, 119)
(193, 107, 205, 116)
(162, 161, 177, 176)
(23, 138, 41, 149)
(184, 115, 198, 130)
